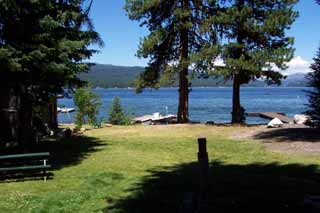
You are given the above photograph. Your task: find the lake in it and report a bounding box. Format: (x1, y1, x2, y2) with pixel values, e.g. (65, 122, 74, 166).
(58, 87, 309, 124)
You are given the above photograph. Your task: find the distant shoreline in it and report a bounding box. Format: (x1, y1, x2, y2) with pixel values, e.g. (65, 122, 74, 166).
(93, 86, 311, 90)
(58, 87, 308, 124)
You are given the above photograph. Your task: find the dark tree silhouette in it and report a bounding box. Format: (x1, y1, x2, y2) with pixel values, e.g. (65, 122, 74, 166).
(306, 48, 320, 127)
(0, 0, 102, 146)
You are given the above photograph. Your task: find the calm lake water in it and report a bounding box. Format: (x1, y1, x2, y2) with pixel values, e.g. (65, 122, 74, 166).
(58, 87, 309, 124)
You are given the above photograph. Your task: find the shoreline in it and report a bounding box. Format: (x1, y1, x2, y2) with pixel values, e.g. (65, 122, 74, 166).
(93, 86, 311, 90)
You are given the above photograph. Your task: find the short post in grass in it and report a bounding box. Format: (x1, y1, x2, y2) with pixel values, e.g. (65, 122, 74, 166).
(197, 137, 209, 199)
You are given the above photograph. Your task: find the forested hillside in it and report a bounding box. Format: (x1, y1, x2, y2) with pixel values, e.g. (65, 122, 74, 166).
(80, 64, 143, 88)
(79, 64, 308, 88)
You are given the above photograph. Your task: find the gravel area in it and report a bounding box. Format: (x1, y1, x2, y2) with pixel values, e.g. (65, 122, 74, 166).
(231, 124, 320, 154)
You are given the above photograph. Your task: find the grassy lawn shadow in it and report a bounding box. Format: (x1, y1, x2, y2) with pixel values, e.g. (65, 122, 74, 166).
(34, 135, 107, 170)
(0, 135, 107, 181)
(253, 128, 320, 143)
(105, 161, 320, 213)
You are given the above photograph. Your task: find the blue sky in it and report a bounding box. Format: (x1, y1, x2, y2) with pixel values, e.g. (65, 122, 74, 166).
(89, 0, 320, 74)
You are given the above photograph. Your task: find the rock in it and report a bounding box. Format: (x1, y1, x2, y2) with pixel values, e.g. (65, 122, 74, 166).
(80, 127, 86, 132)
(294, 114, 310, 124)
(64, 128, 72, 138)
(267, 118, 284, 128)
(57, 128, 72, 138)
(206, 121, 215, 125)
(105, 123, 113, 127)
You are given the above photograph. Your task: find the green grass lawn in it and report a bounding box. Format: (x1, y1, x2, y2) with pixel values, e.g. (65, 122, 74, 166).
(0, 125, 319, 212)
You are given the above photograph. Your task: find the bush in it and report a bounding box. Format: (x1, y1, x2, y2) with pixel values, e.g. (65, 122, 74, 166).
(74, 88, 102, 128)
(108, 97, 132, 125)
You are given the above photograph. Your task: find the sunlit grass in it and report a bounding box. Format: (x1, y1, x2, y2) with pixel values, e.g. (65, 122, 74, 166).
(0, 125, 319, 212)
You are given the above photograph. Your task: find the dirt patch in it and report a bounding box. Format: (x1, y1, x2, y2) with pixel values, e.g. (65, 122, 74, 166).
(231, 125, 265, 140)
(231, 124, 320, 154)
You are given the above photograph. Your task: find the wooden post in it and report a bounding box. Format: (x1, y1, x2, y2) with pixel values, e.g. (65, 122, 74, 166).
(180, 138, 210, 213)
(198, 137, 209, 199)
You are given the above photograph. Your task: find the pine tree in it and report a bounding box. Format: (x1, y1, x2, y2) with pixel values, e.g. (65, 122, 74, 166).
(306, 48, 320, 127)
(125, 0, 219, 123)
(212, 0, 298, 123)
(108, 97, 131, 125)
(74, 87, 102, 128)
(0, 0, 102, 145)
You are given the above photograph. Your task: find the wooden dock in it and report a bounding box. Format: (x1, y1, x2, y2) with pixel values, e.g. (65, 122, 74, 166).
(246, 112, 293, 123)
(133, 114, 177, 124)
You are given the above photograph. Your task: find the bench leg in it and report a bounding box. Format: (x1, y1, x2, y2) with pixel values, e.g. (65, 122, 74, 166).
(43, 159, 47, 182)
(43, 170, 47, 182)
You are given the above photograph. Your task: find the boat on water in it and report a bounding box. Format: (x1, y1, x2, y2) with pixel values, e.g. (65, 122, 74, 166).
(134, 112, 177, 125)
(57, 107, 75, 113)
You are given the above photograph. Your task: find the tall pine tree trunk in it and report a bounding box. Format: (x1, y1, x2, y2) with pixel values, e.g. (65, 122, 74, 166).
(49, 98, 58, 129)
(177, 0, 189, 123)
(0, 87, 19, 146)
(231, 0, 245, 124)
(8, 89, 19, 145)
(232, 73, 242, 124)
(178, 65, 189, 123)
(18, 96, 33, 149)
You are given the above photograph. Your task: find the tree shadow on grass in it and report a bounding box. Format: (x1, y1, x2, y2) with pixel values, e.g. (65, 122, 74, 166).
(31, 135, 107, 170)
(105, 161, 320, 213)
(0, 135, 107, 181)
(253, 128, 320, 143)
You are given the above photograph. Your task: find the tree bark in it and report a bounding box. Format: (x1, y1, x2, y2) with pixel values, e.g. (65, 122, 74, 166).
(231, 0, 245, 124)
(177, 0, 190, 124)
(18, 96, 33, 148)
(232, 73, 243, 124)
(49, 98, 58, 129)
(0, 88, 19, 145)
(8, 89, 19, 144)
(178, 65, 189, 123)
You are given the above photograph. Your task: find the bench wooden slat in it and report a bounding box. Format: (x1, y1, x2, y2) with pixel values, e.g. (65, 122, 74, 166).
(0, 152, 50, 160)
(0, 152, 51, 181)
(0, 165, 51, 172)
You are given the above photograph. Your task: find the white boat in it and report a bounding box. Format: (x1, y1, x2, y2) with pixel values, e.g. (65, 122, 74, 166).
(57, 107, 75, 113)
(134, 112, 177, 124)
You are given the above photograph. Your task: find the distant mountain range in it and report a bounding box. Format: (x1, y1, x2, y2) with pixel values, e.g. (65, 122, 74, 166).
(79, 64, 309, 88)
(282, 73, 309, 87)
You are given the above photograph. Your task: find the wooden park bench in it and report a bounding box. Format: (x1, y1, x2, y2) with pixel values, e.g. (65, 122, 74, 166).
(0, 152, 51, 181)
